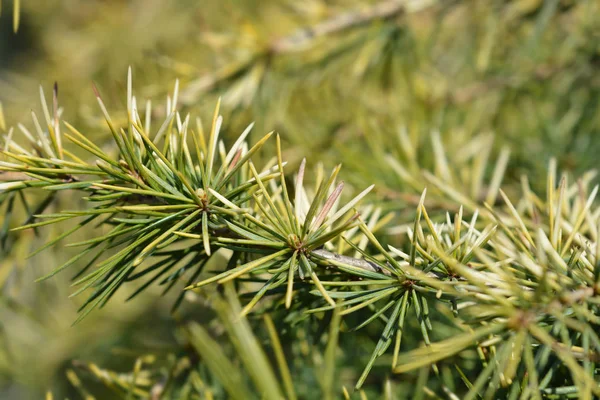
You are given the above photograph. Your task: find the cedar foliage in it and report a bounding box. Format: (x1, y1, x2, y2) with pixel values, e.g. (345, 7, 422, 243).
(0, 1, 599, 399)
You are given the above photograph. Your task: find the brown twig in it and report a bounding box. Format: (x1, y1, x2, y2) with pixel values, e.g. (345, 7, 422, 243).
(312, 248, 392, 276)
(270, 0, 428, 53)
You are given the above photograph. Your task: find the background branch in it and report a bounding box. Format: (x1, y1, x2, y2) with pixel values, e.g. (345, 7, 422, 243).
(179, 0, 436, 105)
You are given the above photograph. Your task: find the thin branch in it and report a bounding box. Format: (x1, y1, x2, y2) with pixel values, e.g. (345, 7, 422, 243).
(0, 173, 389, 277)
(214, 227, 393, 276)
(270, 0, 432, 53)
(312, 248, 391, 276)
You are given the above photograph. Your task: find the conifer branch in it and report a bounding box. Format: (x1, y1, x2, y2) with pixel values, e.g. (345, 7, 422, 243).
(1, 74, 599, 398)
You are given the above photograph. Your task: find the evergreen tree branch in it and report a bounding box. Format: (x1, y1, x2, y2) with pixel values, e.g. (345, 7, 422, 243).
(1, 74, 599, 397)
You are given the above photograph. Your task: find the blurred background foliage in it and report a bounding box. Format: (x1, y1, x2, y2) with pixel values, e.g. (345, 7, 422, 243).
(1, 0, 600, 398)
